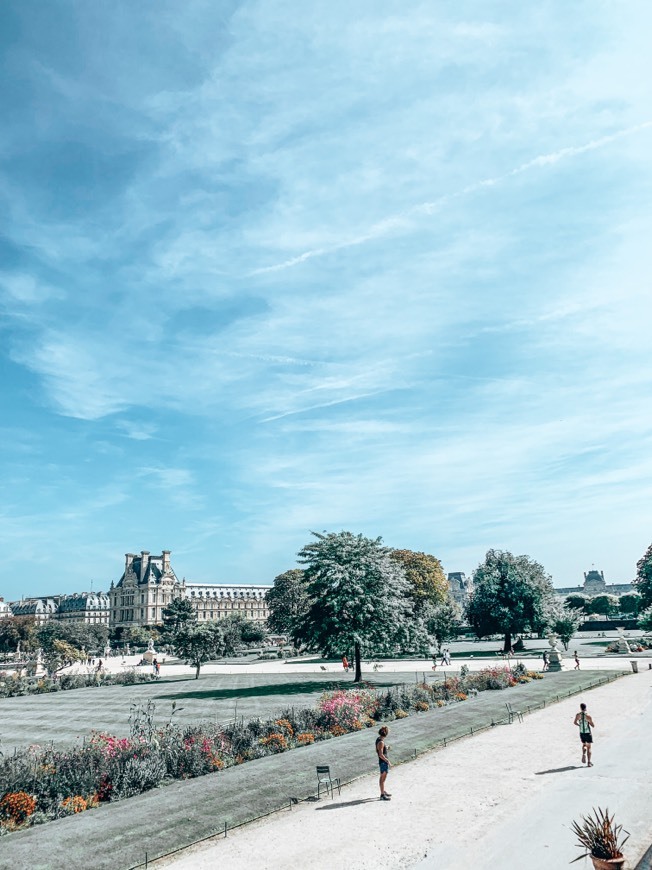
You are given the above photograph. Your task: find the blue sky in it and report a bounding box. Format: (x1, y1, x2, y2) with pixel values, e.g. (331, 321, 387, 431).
(1, 1, 651, 600)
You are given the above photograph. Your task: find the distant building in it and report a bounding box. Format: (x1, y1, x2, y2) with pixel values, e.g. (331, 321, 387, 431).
(555, 569, 633, 599)
(56, 592, 110, 625)
(0, 598, 12, 619)
(109, 550, 271, 631)
(10, 598, 57, 623)
(8, 593, 109, 625)
(447, 572, 473, 610)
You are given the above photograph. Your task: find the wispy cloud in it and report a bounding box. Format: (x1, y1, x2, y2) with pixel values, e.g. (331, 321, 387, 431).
(252, 121, 652, 275)
(2, 1, 652, 596)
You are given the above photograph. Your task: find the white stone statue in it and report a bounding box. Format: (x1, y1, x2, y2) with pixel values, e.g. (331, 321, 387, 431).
(546, 633, 563, 671)
(616, 626, 631, 654)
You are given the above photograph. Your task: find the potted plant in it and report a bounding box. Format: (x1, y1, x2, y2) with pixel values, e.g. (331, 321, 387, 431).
(571, 807, 629, 869)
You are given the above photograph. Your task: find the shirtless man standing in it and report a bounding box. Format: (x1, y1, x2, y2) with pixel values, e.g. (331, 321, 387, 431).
(573, 703, 595, 766)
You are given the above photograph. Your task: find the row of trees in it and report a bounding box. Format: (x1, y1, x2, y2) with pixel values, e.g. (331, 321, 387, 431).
(266, 533, 652, 681)
(0, 598, 268, 679)
(562, 592, 643, 618)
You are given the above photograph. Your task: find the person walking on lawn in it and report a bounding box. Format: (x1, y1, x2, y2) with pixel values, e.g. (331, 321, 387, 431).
(574, 651, 581, 669)
(376, 726, 391, 800)
(574, 703, 595, 766)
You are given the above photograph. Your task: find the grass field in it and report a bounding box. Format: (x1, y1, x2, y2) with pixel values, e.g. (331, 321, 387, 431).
(0, 669, 434, 751)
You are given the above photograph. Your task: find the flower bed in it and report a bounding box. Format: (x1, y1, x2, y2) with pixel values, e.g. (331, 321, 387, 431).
(0, 665, 536, 836)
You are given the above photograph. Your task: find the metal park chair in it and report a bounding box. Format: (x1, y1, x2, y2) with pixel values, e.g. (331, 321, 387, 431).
(505, 702, 524, 723)
(316, 765, 341, 799)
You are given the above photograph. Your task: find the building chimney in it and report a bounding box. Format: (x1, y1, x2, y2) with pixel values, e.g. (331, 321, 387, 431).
(140, 551, 150, 582)
(125, 553, 135, 573)
(162, 550, 171, 574)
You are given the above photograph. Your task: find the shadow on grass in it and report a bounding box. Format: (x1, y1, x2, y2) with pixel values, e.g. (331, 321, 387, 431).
(153, 680, 355, 701)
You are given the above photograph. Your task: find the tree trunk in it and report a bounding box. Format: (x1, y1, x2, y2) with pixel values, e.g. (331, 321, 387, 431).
(354, 641, 362, 682)
(503, 631, 512, 653)
(195, 663, 201, 679)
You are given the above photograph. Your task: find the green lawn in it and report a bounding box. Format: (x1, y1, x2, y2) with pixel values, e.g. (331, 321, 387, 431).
(0, 670, 432, 752)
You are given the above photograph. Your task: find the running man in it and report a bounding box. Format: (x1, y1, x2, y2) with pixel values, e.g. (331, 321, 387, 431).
(574, 651, 580, 669)
(375, 726, 391, 800)
(573, 703, 595, 766)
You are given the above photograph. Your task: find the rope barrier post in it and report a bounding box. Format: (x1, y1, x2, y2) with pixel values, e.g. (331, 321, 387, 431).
(145, 852, 148, 870)
(224, 821, 228, 838)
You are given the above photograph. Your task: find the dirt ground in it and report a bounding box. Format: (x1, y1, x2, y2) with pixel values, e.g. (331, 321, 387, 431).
(156, 668, 652, 870)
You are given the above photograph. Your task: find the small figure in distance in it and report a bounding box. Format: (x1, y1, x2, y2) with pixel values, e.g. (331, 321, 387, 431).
(342, 654, 349, 673)
(431, 654, 437, 671)
(542, 650, 549, 671)
(574, 702, 595, 766)
(574, 651, 580, 670)
(376, 726, 391, 800)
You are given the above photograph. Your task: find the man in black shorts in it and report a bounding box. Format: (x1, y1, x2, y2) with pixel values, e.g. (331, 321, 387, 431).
(375, 726, 391, 800)
(573, 702, 595, 766)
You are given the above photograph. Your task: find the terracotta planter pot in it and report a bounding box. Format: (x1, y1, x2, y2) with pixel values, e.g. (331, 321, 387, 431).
(591, 855, 625, 870)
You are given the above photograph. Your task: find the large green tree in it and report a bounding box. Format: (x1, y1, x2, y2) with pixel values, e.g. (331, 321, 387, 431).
(638, 605, 652, 632)
(265, 569, 309, 635)
(546, 600, 583, 650)
(564, 594, 588, 613)
(292, 531, 415, 682)
(587, 594, 618, 618)
(36, 623, 86, 674)
(634, 542, 652, 609)
(425, 599, 461, 653)
(174, 623, 223, 679)
(389, 550, 448, 614)
(466, 549, 555, 651)
(618, 592, 642, 616)
(161, 597, 197, 638)
(0, 616, 37, 653)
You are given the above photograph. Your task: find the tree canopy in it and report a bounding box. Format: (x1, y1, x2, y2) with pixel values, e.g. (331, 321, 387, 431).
(265, 569, 309, 635)
(618, 592, 642, 616)
(425, 598, 460, 653)
(292, 531, 415, 681)
(586, 594, 618, 618)
(389, 549, 448, 614)
(638, 605, 652, 633)
(173, 623, 223, 679)
(161, 597, 196, 638)
(634, 542, 652, 609)
(564, 594, 588, 613)
(547, 600, 583, 650)
(466, 549, 555, 651)
(0, 616, 37, 653)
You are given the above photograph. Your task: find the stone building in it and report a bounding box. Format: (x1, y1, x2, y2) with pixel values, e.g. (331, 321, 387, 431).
(555, 568, 633, 599)
(447, 572, 473, 610)
(10, 598, 57, 623)
(0, 598, 12, 619)
(108, 550, 271, 631)
(56, 592, 110, 625)
(187, 583, 269, 622)
(110, 551, 180, 630)
(8, 593, 109, 625)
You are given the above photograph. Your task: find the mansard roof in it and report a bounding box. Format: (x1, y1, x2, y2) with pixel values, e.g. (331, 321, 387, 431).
(57, 592, 109, 612)
(115, 552, 179, 589)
